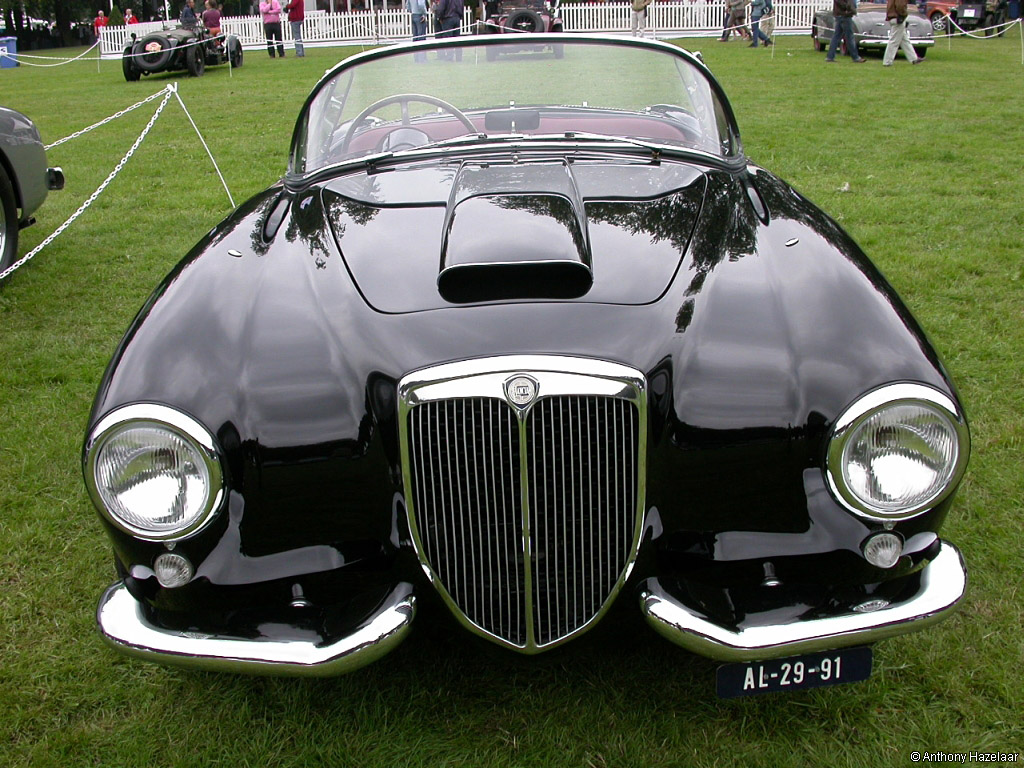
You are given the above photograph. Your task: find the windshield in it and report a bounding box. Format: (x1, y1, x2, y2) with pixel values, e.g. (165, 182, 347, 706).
(295, 36, 739, 174)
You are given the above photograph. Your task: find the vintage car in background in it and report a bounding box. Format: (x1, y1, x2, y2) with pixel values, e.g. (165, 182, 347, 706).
(0, 106, 64, 279)
(121, 25, 242, 81)
(84, 35, 970, 697)
(813, 3, 935, 57)
(953, 0, 1008, 33)
(483, 0, 564, 58)
(920, 0, 958, 30)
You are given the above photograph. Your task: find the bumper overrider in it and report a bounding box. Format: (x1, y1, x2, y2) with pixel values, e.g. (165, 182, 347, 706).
(640, 541, 966, 663)
(97, 542, 965, 674)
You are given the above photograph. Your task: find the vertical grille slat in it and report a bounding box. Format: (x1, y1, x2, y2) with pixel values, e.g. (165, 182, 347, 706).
(406, 375, 641, 650)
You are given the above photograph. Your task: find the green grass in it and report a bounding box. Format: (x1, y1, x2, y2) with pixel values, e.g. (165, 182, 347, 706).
(2, 35, 1023, 766)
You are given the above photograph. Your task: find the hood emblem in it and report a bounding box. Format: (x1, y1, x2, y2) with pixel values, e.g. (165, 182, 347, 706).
(505, 375, 538, 408)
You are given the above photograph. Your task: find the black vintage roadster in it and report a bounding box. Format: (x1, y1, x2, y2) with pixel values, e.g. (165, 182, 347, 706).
(484, 0, 564, 59)
(122, 25, 242, 81)
(84, 35, 969, 697)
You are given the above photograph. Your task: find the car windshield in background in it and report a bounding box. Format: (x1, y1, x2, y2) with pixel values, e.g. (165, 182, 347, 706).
(296, 37, 737, 173)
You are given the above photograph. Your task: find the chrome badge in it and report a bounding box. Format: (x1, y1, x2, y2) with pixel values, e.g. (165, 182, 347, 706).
(505, 375, 538, 407)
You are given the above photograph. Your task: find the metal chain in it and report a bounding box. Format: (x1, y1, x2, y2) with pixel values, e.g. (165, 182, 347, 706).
(46, 86, 171, 150)
(0, 86, 175, 284)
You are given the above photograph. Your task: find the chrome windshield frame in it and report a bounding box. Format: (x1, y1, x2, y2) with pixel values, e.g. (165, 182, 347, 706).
(287, 34, 744, 181)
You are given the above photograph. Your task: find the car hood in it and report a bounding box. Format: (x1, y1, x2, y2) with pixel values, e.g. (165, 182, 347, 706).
(322, 159, 707, 312)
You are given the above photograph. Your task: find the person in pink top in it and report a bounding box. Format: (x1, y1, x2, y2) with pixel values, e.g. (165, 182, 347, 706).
(259, 0, 285, 57)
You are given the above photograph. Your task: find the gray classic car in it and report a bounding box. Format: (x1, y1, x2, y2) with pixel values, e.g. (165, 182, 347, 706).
(812, 2, 935, 58)
(0, 106, 64, 278)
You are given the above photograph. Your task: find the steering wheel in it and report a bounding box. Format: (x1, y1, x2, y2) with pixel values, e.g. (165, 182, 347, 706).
(339, 93, 477, 157)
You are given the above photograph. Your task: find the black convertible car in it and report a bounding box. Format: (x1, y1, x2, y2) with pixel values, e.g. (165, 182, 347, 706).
(84, 35, 969, 697)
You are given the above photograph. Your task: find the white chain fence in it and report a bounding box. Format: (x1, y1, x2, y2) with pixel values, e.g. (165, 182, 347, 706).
(0, 83, 234, 284)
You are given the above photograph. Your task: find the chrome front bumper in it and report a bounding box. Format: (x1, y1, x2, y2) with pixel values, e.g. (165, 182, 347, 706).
(97, 581, 416, 676)
(640, 541, 966, 662)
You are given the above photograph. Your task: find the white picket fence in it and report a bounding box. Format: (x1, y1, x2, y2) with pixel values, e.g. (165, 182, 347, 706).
(99, 1, 829, 57)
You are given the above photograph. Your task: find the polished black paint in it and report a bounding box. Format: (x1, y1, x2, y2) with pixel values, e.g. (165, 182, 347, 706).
(87, 153, 960, 621)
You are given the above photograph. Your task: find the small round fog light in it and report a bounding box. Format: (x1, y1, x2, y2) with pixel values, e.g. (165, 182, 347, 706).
(154, 552, 194, 588)
(862, 532, 903, 569)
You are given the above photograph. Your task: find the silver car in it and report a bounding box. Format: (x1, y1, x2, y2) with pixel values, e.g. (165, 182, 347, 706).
(0, 106, 64, 277)
(812, 3, 935, 58)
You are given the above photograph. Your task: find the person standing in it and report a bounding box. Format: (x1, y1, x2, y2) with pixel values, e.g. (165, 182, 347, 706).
(631, 0, 653, 37)
(260, 0, 286, 57)
(407, 0, 429, 61)
(749, 0, 773, 46)
(826, 0, 866, 62)
(124, 8, 139, 23)
(882, 0, 921, 65)
(436, 0, 463, 61)
(285, 0, 305, 57)
(93, 10, 107, 40)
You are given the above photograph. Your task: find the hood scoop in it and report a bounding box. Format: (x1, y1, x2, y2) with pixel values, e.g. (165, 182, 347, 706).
(437, 161, 592, 304)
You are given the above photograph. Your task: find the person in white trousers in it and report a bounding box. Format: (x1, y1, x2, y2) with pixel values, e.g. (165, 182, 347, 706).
(631, 0, 653, 37)
(883, 0, 922, 66)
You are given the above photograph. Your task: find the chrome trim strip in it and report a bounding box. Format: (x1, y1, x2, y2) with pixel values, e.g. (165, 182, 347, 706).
(96, 581, 416, 676)
(83, 403, 226, 542)
(398, 355, 647, 653)
(825, 382, 970, 521)
(639, 541, 966, 663)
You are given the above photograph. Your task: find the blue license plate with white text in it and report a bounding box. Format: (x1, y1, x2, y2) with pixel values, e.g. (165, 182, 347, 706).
(716, 646, 872, 698)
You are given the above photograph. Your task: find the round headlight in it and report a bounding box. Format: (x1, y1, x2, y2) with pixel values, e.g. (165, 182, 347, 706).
(85, 404, 224, 540)
(826, 384, 969, 520)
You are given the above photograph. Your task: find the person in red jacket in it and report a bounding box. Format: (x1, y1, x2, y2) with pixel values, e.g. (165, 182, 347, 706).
(124, 8, 140, 23)
(285, 0, 305, 57)
(93, 10, 108, 38)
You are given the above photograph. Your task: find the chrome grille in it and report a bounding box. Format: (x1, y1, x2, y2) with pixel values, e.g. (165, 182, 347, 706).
(400, 357, 645, 651)
(527, 396, 638, 646)
(408, 398, 526, 645)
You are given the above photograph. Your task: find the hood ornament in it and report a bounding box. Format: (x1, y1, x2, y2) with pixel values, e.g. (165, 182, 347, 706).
(505, 375, 539, 408)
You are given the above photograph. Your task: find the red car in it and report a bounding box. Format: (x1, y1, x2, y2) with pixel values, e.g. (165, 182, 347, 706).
(921, 0, 958, 30)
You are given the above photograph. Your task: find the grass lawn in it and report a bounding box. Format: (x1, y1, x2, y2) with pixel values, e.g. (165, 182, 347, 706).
(1, 32, 1022, 766)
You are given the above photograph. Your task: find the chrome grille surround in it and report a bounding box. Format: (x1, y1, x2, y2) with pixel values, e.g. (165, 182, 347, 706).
(398, 356, 646, 652)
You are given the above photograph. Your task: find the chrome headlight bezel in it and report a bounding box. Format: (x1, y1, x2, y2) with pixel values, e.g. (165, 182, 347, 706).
(826, 383, 969, 521)
(84, 403, 225, 541)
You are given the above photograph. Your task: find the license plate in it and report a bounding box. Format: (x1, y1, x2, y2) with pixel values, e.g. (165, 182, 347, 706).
(716, 646, 872, 698)
(963, 8, 978, 16)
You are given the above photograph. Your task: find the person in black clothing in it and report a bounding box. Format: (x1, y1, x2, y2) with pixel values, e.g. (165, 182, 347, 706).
(180, 0, 200, 28)
(826, 0, 865, 63)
